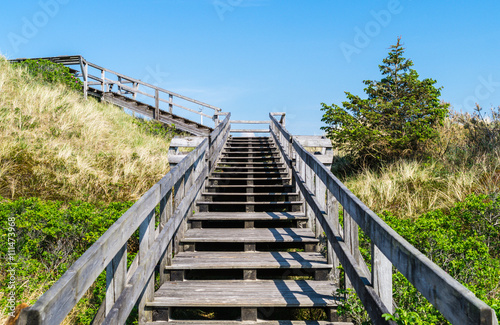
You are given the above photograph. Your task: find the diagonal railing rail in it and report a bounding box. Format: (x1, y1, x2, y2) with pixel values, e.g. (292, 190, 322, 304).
(18, 114, 231, 325)
(269, 113, 498, 325)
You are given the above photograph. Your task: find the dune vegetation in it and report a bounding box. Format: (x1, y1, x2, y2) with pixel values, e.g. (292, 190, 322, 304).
(0, 56, 173, 204)
(0, 56, 174, 324)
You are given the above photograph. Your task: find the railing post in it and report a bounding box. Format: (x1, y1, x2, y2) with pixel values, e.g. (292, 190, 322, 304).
(80, 58, 88, 99)
(327, 191, 341, 283)
(305, 165, 316, 236)
(155, 89, 160, 120)
(101, 70, 106, 92)
(168, 94, 173, 114)
(133, 82, 138, 100)
(173, 175, 186, 254)
(343, 211, 358, 290)
(105, 244, 127, 316)
(159, 190, 173, 285)
(138, 210, 156, 324)
(314, 175, 326, 239)
(372, 244, 393, 313)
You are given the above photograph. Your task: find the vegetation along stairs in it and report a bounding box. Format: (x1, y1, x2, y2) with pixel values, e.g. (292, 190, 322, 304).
(16, 111, 499, 324)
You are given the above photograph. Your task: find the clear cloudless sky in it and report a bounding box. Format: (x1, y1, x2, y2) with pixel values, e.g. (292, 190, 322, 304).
(1, 0, 499, 135)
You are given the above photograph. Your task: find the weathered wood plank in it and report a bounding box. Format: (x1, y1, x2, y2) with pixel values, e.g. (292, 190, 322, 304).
(190, 212, 306, 221)
(166, 251, 330, 270)
(149, 280, 339, 307)
(182, 228, 319, 243)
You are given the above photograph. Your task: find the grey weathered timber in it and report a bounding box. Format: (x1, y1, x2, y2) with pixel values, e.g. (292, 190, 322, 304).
(147, 320, 353, 325)
(269, 113, 498, 325)
(18, 114, 231, 325)
(182, 228, 319, 243)
(166, 251, 331, 270)
(149, 280, 339, 307)
(190, 212, 306, 221)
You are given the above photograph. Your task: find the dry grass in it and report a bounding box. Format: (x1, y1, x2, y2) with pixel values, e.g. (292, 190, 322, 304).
(344, 115, 500, 219)
(0, 56, 172, 203)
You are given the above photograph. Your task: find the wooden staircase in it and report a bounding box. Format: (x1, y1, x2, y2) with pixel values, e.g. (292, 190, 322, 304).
(146, 136, 349, 324)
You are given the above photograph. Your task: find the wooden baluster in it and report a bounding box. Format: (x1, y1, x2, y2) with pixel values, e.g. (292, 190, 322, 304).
(159, 190, 173, 285)
(173, 176, 185, 254)
(101, 70, 105, 92)
(105, 244, 127, 316)
(305, 165, 315, 235)
(372, 244, 393, 313)
(168, 94, 173, 114)
(138, 210, 156, 324)
(343, 210, 358, 290)
(155, 89, 160, 120)
(326, 191, 341, 284)
(314, 175, 326, 240)
(83, 61, 88, 99)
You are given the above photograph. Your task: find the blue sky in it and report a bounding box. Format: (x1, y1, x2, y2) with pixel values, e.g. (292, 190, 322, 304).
(1, 0, 499, 135)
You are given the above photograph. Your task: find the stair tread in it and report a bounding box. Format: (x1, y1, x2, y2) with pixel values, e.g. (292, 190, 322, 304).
(196, 201, 303, 205)
(166, 251, 330, 270)
(182, 228, 318, 243)
(205, 185, 293, 188)
(149, 280, 339, 307)
(190, 212, 307, 221)
(201, 192, 298, 196)
(217, 162, 284, 165)
(208, 177, 290, 181)
(148, 321, 352, 325)
(212, 172, 287, 175)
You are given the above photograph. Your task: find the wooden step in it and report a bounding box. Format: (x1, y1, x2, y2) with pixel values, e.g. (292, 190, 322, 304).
(217, 162, 284, 166)
(201, 192, 299, 197)
(212, 169, 288, 177)
(148, 280, 339, 308)
(208, 177, 290, 181)
(148, 321, 352, 325)
(224, 145, 277, 149)
(204, 184, 293, 189)
(215, 166, 287, 171)
(182, 228, 317, 244)
(166, 252, 330, 270)
(190, 212, 307, 221)
(196, 201, 303, 206)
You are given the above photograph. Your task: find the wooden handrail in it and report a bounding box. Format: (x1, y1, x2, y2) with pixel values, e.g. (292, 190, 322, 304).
(269, 113, 498, 325)
(18, 114, 231, 325)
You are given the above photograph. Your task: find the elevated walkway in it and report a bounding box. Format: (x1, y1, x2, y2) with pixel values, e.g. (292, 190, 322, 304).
(9, 55, 224, 136)
(16, 113, 499, 325)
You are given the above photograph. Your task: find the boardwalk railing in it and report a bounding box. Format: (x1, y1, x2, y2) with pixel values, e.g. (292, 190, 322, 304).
(10, 55, 223, 129)
(269, 113, 499, 325)
(18, 114, 231, 325)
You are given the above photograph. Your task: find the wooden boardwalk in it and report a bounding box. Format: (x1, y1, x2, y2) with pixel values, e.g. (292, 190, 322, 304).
(17, 113, 499, 325)
(146, 136, 344, 323)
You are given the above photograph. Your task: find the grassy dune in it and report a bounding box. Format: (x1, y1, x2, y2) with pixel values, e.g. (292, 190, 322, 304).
(0, 56, 173, 323)
(0, 56, 172, 203)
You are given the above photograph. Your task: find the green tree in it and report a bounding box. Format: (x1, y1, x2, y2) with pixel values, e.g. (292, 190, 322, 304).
(321, 38, 449, 169)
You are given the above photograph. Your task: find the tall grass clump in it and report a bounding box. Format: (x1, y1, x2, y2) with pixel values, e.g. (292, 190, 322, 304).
(0, 56, 177, 323)
(342, 107, 500, 219)
(0, 56, 174, 203)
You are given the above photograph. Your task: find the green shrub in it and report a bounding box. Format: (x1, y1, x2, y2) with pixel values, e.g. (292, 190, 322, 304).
(321, 38, 448, 170)
(0, 197, 132, 324)
(382, 193, 500, 323)
(12, 59, 83, 92)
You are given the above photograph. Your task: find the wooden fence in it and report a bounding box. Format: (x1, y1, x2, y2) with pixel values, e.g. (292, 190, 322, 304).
(269, 113, 498, 325)
(18, 114, 231, 325)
